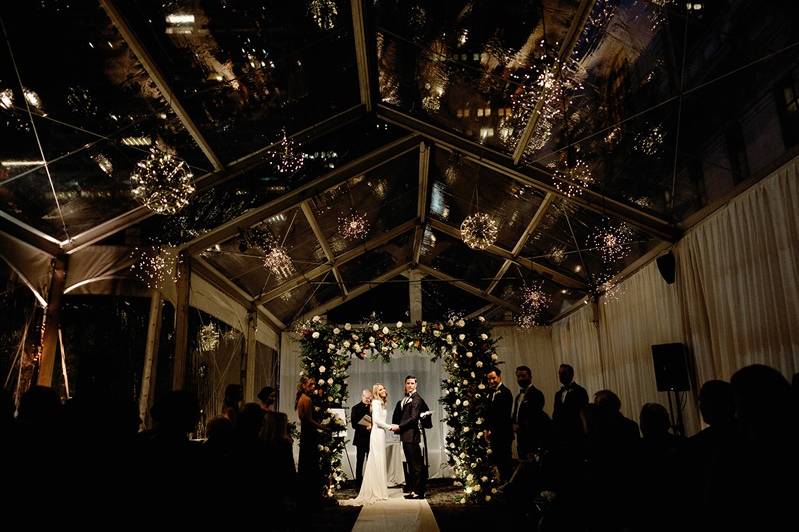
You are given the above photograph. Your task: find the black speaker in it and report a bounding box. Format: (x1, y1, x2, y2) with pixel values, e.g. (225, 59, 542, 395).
(651, 343, 691, 391)
(656, 251, 676, 284)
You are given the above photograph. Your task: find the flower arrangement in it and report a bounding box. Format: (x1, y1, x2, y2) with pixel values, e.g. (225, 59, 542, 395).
(298, 314, 501, 503)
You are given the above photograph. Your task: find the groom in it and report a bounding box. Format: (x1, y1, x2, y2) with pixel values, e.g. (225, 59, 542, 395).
(392, 375, 427, 499)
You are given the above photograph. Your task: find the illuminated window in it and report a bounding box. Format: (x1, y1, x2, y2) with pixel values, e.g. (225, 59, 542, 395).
(484, 108, 491, 117)
(463, 109, 470, 118)
(498, 108, 505, 117)
(477, 108, 484, 117)
(457, 109, 463, 118)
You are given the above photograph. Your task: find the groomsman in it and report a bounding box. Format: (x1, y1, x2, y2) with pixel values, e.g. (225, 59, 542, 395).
(351, 389, 372, 489)
(513, 365, 549, 459)
(486, 368, 514, 482)
(553, 364, 589, 448)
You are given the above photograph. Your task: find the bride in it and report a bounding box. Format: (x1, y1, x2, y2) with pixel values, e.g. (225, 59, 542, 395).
(341, 383, 398, 505)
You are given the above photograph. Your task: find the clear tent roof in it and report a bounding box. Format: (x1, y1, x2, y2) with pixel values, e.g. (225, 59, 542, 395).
(2, 0, 798, 326)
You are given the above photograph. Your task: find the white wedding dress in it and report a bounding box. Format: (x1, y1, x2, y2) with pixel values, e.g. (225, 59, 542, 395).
(342, 399, 391, 505)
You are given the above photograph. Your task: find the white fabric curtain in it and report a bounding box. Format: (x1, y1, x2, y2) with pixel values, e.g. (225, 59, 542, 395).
(279, 333, 452, 480)
(598, 261, 699, 432)
(551, 303, 606, 403)
(492, 326, 560, 415)
(677, 157, 799, 383)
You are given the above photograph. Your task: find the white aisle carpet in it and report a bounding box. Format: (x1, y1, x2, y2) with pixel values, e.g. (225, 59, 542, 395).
(350, 488, 440, 532)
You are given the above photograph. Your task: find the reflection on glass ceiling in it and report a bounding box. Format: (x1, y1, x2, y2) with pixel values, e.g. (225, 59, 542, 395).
(115, 0, 360, 163)
(0, 2, 206, 240)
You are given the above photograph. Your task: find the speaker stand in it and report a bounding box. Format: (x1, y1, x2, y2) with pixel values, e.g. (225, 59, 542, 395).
(665, 389, 685, 437)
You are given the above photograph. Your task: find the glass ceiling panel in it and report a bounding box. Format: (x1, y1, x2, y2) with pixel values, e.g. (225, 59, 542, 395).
(310, 150, 418, 256)
(338, 232, 411, 286)
(420, 229, 505, 290)
(116, 0, 360, 163)
(266, 270, 338, 324)
(421, 277, 489, 323)
(328, 275, 410, 324)
(376, 0, 578, 154)
(0, 2, 207, 240)
(428, 147, 547, 249)
(136, 117, 406, 247)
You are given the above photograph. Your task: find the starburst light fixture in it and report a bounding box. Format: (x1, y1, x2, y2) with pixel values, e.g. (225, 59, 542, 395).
(548, 245, 567, 264)
(264, 245, 295, 280)
(338, 210, 370, 240)
(589, 222, 634, 264)
(553, 158, 594, 198)
(515, 281, 551, 328)
(199, 323, 220, 351)
(460, 212, 499, 250)
(309, 0, 338, 30)
(0, 88, 13, 109)
(130, 246, 179, 289)
(130, 148, 195, 214)
(268, 128, 305, 175)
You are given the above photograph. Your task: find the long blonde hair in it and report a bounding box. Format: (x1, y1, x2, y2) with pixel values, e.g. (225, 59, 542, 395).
(372, 383, 388, 405)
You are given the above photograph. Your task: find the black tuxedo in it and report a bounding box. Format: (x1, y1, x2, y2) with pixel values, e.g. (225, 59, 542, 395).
(395, 392, 427, 495)
(553, 381, 589, 445)
(351, 401, 371, 486)
(487, 383, 514, 481)
(514, 385, 551, 458)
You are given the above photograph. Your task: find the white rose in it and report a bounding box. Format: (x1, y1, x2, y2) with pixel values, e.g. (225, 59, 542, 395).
(462, 379, 468, 385)
(452, 346, 458, 353)
(369, 336, 375, 343)
(422, 321, 428, 326)
(457, 319, 465, 327)
(491, 488, 497, 494)
(319, 366, 326, 373)
(465, 487, 472, 494)
(460, 498, 466, 504)
(491, 354, 498, 361)
(396, 321, 403, 328)
(448, 319, 454, 326)
(449, 442, 456, 448)
(459, 334, 465, 341)
(481, 334, 488, 340)
(477, 418, 484, 425)
(318, 379, 325, 385)
(433, 330, 441, 337)
(391, 342, 398, 349)
(333, 328, 340, 335)
(446, 334, 452, 342)
(369, 342, 375, 347)
(343, 341, 350, 348)
(312, 315, 320, 322)
(312, 331, 319, 339)
(473, 485, 481, 492)
(466, 351, 473, 358)
(463, 400, 469, 406)
(471, 371, 476, 378)
(476, 361, 483, 368)
(463, 426, 470, 432)
(468, 341, 473, 347)
(481, 476, 488, 482)
(373, 324, 379, 331)
(478, 383, 485, 390)
(421, 326, 426, 333)
(345, 323, 352, 330)
(453, 363, 459, 368)
(486, 448, 493, 455)
(467, 474, 474, 481)
(327, 378, 333, 385)
(328, 344, 336, 350)
(318, 445, 324, 451)
(485, 495, 491, 502)
(382, 326, 389, 334)
(459, 452, 466, 459)
(477, 431, 483, 438)
(381, 346, 388, 352)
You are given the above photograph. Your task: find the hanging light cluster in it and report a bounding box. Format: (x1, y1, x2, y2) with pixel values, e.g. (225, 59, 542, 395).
(338, 210, 370, 240)
(308, 0, 338, 30)
(130, 147, 195, 214)
(0, 88, 14, 109)
(598, 276, 625, 304)
(91, 153, 113, 176)
(516, 281, 551, 328)
(553, 158, 594, 198)
(268, 128, 305, 175)
(634, 123, 665, 156)
(590, 222, 633, 264)
(548, 245, 567, 264)
(130, 246, 179, 289)
(264, 245, 295, 280)
(460, 212, 499, 250)
(199, 322, 220, 351)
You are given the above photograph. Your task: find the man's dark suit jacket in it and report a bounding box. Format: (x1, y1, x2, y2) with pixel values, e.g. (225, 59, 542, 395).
(351, 401, 371, 449)
(395, 393, 426, 444)
(486, 383, 514, 445)
(516, 385, 550, 452)
(553, 382, 589, 440)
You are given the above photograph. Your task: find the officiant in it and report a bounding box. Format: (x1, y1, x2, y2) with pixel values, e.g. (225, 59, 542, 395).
(351, 389, 373, 489)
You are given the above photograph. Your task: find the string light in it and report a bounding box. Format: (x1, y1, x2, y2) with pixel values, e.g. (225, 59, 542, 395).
(0, 88, 13, 110)
(338, 210, 370, 240)
(23, 88, 42, 109)
(308, 0, 338, 30)
(553, 158, 594, 198)
(268, 128, 305, 175)
(634, 123, 665, 156)
(130, 246, 180, 289)
(589, 222, 633, 264)
(460, 212, 499, 250)
(130, 147, 195, 214)
(199, 323, 220, 351)
(264, 245, 295, 280)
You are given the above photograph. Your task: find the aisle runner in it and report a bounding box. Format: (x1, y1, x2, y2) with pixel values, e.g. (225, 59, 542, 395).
(351, 488, 440, 532)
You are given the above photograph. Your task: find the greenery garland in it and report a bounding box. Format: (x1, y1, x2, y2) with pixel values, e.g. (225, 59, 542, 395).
(298, 314, 501, 503)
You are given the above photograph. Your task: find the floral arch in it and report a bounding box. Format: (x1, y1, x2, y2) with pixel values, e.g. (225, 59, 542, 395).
(298, 315, 502, 503)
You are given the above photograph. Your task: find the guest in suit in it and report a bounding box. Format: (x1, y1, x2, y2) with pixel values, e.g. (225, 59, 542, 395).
(351, 389, 373, 489)
(552, 364, 589, 447)
(486, 367, 514, 482)
(391, 375, 427, 499)
(513, 365, 550, 460)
